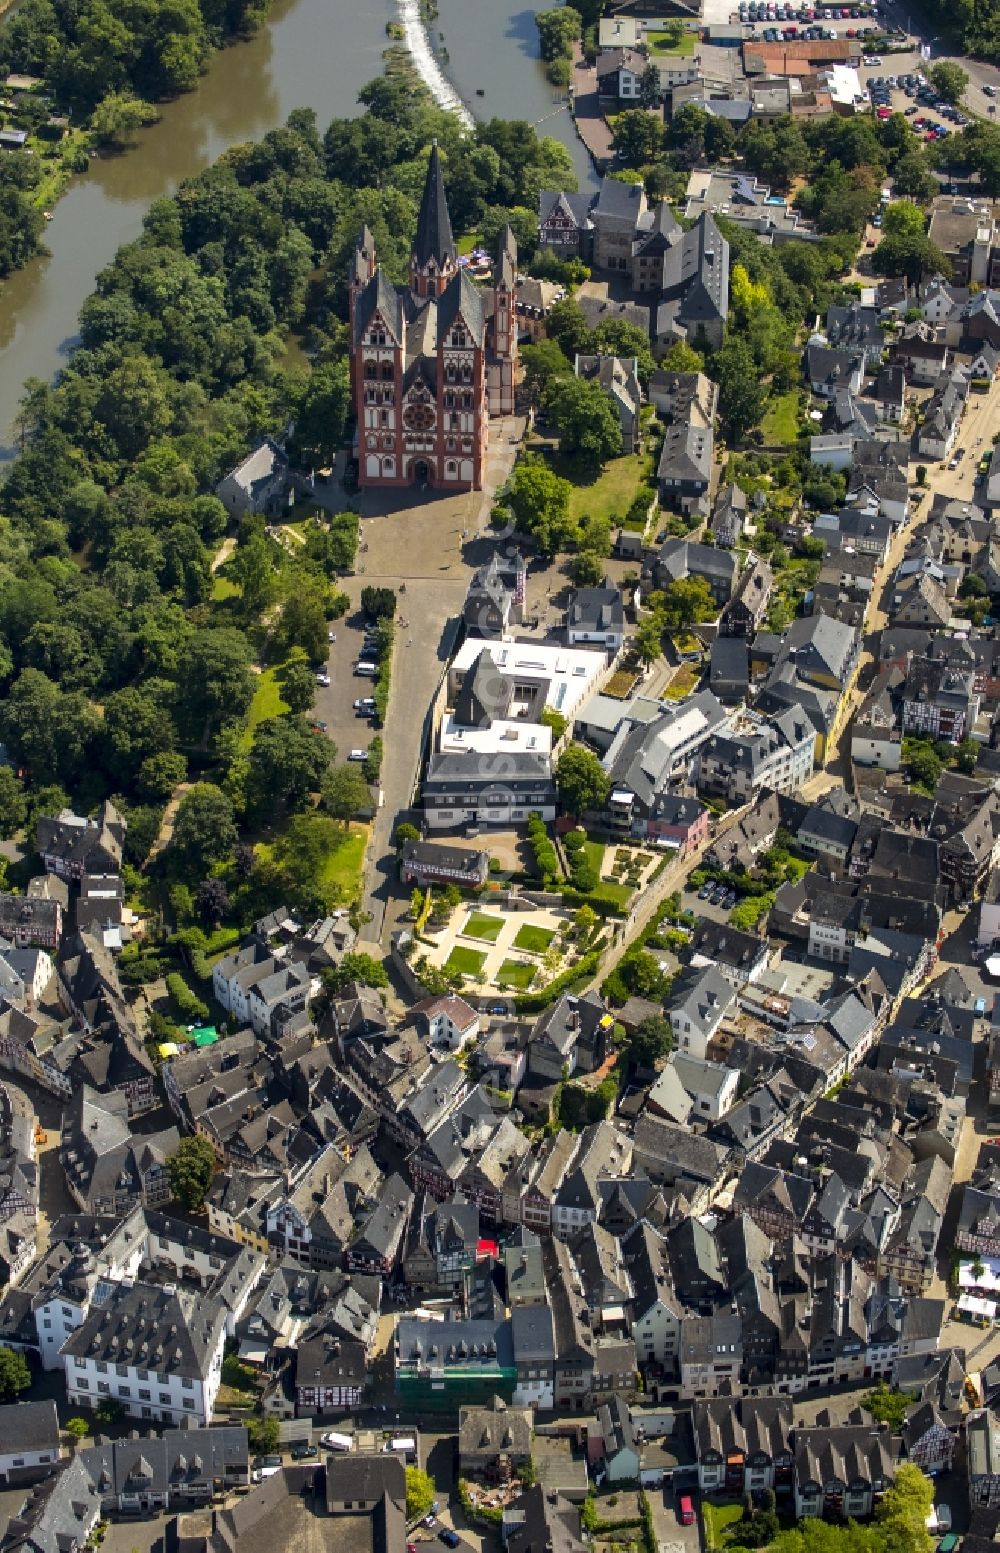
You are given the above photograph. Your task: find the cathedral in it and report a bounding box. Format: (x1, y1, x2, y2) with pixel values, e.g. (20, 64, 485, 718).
(348, 144, 518, 492)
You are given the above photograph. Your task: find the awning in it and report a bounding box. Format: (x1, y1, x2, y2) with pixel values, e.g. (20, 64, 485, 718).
(958, 1294, 997, 1319)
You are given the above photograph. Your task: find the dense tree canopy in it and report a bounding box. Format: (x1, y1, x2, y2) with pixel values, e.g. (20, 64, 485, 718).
(0, 87, 575, 856)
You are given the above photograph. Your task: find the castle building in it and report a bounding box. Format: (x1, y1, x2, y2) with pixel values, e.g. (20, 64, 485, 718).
(348, 144, 518, 492)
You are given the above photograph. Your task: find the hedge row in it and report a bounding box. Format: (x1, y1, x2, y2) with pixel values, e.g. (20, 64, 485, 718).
(513, 949, 600, 1013)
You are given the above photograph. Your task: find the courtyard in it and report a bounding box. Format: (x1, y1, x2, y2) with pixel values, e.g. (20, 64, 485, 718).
(425, 902, 577, 993)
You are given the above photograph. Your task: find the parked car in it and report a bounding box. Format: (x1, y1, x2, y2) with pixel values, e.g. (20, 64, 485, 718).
(291, 1443, 318, 1460)
(254, 1457, 282, 1480)
(439, 1534, 460, 1549)
(315, 670, 330, 687)
(348, 748, 369, 761)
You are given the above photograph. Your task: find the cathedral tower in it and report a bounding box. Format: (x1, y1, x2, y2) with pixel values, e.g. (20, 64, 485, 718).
(410, 143, 458, 300)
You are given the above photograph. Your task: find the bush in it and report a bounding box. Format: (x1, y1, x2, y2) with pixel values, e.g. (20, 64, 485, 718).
(165, 971, 209, 1024)
(364, 736, 383, 784)
(514, 950, 600, 1013)
(526, 813, 562, 885)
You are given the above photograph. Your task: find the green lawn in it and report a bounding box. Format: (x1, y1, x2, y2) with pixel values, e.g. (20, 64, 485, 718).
(445, 945, 488, 978)
(239, 662, 291, 749)
(702, 1502, 745, 1552)
(513, 923, 556, 954)
(317, 824, 368, 901)
(761, 390, 802, 446)
(496, 959, 538, 990)
(561, 452, 648, 527)
(462, 911, 504, 942)
(211, 574, 239, 601)
(646, 25, 696, 53)
(593, 880, 633, 906)
(582, 838, 606, 878)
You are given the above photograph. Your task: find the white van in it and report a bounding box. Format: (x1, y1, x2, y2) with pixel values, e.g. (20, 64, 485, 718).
(355, 661, 377, 677)
(321, 1432, 353, 1452)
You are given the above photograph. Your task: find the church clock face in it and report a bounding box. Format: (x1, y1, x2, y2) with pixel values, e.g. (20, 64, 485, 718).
(403, 402, 435, 432)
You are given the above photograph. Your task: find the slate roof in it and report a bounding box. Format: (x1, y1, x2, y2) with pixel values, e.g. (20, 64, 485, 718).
(61, 1279, 226, 1381)
(414, 143, 455, 268)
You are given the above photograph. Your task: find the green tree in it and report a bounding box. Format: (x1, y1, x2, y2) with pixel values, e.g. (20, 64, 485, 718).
(65, 1417, 90, 1442)
(245, 715, 332, 820)
(248, 1416, 281, 1453)
(556, 743, 611, 817)
(0, 669, 100, 788)
(862, 1382, 914, 1432)
(360, 586, 396, 619)
(323, 762, 371, 825)
(739, 116, 809, 189)
(166, 1136, 218, 1212)
(544, 375, 622, 463)
(567, 550, 606, 586)
(892, 151, 938, 203)
(873, 200, 950, 284)
(612, 109, 664, 166)
(662, 575, 716, 629)
(171, 783, 238, 874)
(280, 658, 317, 714)
(521, 339, 574, 402)
(505, 454, 575, 555)
(138, 750, 187, 801)
(546, 297, 593, 359)
(714, 334, 762, 441)
(176, 629, 254, 747)
(323, 951, 388, 991)
(635, 612, 664, 667)
(590, 318, 655, 386)
(230, 531, 279, 614)
(956, 737, 980, 774)
(90, 92, 159, 148)
(293, 359, 351, 466)
(0, 768, 27, 839)
(394, 821, 420, 849)
(629, 1013, 672, 1066)
(660, 339, 705, 374)
(930, 60, 969, 102)
(405, 1467, 436, 1521)
(905, 740, 943, 792)
(0, 1346, 30, 1400)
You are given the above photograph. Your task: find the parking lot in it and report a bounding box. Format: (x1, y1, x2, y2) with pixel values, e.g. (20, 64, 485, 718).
(311, 595, 386, 774)
(680, 881, 739, 926)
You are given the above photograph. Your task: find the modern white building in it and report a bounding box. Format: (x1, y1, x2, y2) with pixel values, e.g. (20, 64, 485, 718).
(448, 639, 608, 726)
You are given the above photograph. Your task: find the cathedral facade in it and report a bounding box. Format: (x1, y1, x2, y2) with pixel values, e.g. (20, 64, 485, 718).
(348, 145, 518, 493)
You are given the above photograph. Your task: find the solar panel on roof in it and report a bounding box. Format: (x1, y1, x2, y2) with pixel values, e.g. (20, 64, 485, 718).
(734, 176, 759, 205)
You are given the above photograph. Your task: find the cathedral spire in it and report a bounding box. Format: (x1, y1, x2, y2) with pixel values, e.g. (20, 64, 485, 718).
(414, 142, 456, 272)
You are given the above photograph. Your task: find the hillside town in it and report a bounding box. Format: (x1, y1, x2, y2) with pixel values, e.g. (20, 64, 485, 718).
(6, 0, 1000, 1540)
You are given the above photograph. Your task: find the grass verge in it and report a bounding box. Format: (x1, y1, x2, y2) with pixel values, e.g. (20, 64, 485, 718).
(496, 959, 538, 989)
(513, 923, 556, 954)
(445, 944, 487, 978)
(462, 911, 504, 942)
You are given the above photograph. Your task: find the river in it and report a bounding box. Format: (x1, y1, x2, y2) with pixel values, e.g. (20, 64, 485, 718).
(0, 0, 598, 459)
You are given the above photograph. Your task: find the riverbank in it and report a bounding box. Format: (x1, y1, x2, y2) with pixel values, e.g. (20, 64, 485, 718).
(0, 0, 594, 457)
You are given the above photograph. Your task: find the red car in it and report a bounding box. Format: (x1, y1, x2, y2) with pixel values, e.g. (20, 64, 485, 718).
(678, 1498, 695, 1527)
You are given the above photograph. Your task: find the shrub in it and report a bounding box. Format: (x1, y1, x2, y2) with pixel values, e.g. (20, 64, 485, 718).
(165, 972, 209, 1024)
